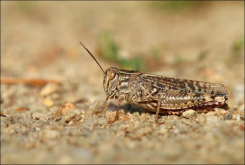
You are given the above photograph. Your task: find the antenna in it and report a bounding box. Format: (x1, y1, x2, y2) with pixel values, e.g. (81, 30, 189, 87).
(79, 42, 105, 73)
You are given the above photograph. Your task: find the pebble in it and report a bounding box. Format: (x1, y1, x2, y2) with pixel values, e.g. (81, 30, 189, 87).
(0, 110, 6, 117)
(132, 115, 140, 123)
(159, 124, 165, 130)
(126, 141, 137, 149)
(32, 112, 48, 121)
(24, 111, 32, 118)
(68, 120, 75, 126)
(174, 128, 179, 134)
(51, 93, 60, 100)
(165, 120, 173, 129)
(182, 110, 197, 119)
(238, 105, 244, 113)
(15, 107, 29, 113)
(83, 125, 94, 131)
(42, 98, 54, 107)
(223, 114, 233, 120)
(232, 114, 237, 120)
(119, 112, 131, 122)
(206, 116, 218, 124)
(35, 127, 41, 131)
(23, 142, 36, 150)
(181, 118, 192, 125)
(135, 126, 152, 138)
(197, 115, 206, 125)
(97, 118, 107, 125)
(43, 130, 61, 139)
(64, 109, 81, 122)
(82, 118, 95, 126)
(29, 105, 45, 113)
(133, 121, 141, 129)
(232, 105, 239, 111)
(159, 126, 168, 135)
(40, 83, 59, 96)
(56, 102, 76, 116)
(236, 115, 241, 121)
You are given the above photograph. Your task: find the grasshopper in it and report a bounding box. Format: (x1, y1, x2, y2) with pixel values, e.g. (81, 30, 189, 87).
(80, 42, 228, 124)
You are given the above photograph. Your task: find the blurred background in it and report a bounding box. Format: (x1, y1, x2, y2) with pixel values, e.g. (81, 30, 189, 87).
(1, 1, 244, 107)
(1, 1, 244, 164)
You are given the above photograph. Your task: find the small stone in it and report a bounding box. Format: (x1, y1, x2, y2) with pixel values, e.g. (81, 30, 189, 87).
(32, 112, 47, 120)
(206, 116, 218, 124)
(238, 104, 245, 113)
(165, 120, 173, 129)
(134, 121, 141, 129)
(64, 110, 84, 126)
(182, 110, 197, 119)
(87, 101, 100, 115)
(43, 130, 61, 139)
(64, 109, 80, 122)
(143, 126, 152, 134)
(82, 118, 95, 126)
(126, 141, 137, 149)
(232, 105, 239, 110)
(29, 105, 44, 113)
(0, 110, 6, 117)
(232, 114, 237, 120)
(56, 102, 76, 117)
(240, 123, 244, 130)
(206, 111, 216, 116)
(132, 115, 139, 123)
(51, 93, 60, 100)
(15, 107, 29, 113)
(23, 142, 36, 149)
(107, 111, 127, 122)
(97, 118, 107, 125)
(40, 83, 59, 96)
(174, 128, 179, 134)
(83, 124, 94, 131)
(24, 111, 32, 118)
(135, 126, 152, 138)
(42, 98, 54, 107)
(225, 120, 238, 125)
(223, 114, 232, 120)
(181, 118, 192, 125)
(35, 127, 41, 131)
(119, 112, 131, 122)
(68, 120, 74, 126)
(236, 115, 241, 121)
(159, 127, 168, 135)
(197, 115, 206, 125)
(159, 124, 165, 129)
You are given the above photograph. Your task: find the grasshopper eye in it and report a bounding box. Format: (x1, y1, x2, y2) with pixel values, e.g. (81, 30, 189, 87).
(109, 70, 116, 80)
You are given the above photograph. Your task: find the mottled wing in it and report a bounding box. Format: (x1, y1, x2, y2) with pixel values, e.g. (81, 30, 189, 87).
(139, 74, 228, 95)
(130, 74, 228, 112)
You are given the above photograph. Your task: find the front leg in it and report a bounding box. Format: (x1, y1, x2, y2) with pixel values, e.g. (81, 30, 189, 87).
(107, 98, 124, 124)
(93, 96, 109, 115)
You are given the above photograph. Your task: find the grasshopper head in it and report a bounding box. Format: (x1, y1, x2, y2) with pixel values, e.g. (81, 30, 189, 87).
(103, 67, 119, 97)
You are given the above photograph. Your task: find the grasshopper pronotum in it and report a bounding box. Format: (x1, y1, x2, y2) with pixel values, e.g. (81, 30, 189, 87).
(80, 42, 228, 124)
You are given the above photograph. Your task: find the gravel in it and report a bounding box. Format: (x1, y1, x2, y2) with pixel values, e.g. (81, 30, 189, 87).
(1, 96, 244, 164)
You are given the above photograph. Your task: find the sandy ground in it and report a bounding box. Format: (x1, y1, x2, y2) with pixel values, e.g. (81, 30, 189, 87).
(1, 1, 244, 164)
